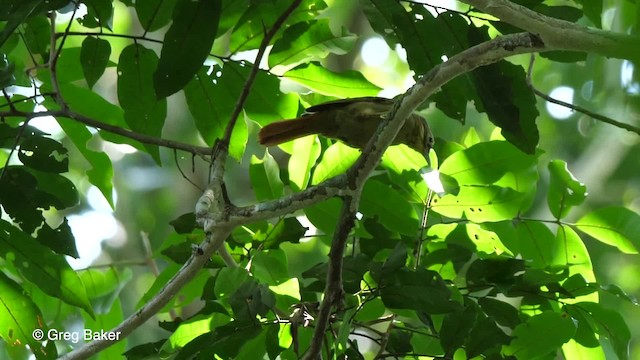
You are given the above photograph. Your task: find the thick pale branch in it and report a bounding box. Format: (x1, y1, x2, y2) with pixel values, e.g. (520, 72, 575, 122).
(461, 0, 640, 61)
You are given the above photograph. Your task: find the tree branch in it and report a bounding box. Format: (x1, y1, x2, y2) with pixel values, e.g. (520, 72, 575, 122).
(0, 108, 213, 156)
(59, 226, 232, 360)
(460, 0, 640, 61)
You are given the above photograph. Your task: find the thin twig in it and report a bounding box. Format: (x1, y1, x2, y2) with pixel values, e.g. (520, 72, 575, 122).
(526, 55, 640, 136)
(0, 108, 213, 155)
(219, 0, 303, 146)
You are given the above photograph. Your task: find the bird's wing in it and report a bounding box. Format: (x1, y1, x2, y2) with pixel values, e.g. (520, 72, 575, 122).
(304, 97, 393, 113)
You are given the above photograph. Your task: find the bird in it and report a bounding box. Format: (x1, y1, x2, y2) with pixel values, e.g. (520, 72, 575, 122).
(258, 97, 434, 158)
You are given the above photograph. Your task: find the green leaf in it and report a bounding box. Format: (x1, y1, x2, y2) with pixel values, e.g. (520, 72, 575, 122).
(311, 142, 359, 184)
(262, 217, 306, 249)
(249, 151, 284, 201)
(547, 160, 587, 219)
(80, 0, 114, 29)
(18, 136, 68, 173)
(118, 43, 167, 162)
(79, 268, 132, 314)
(472, 71, 539, 153)
(22, 15, 49, 57)
(57, 118, 114, 207)
(439, 141, 538, 186)
(154, 0, 221, 98)
(177, 322, 262, 359)
(251, 249, 289, 286)
(0, 271, 52, 359)
(465, 316, 509, 357)
(503, 311, 576, 358)
(304, 198, 342, 234)
(477, 297, 521, 328)
(80, 36, 111, 89)
(0, 166, 78, 233)
(228, 0, 324, 53)
(380, 268, 460, 314)
(574, 0, 602, 27)
(360, 1, 472, 121)
(575, 207, 640, 254)
(135, 0, 179, 32)
(568, 302, 631, 360)
(283, 62, 381, 97)
(431, 186, 526, 223)
(440, 303, 477, 352)
(0, 220, 95, 318)
(169, 212, 197, 234)
(287, 135, 321, 190)
(184, 63, 298, 157)
(360, 179, 419, 235)
(269, 20, 356, 68)
(36, 218, 78, 258)
(0, 0, 43, 48)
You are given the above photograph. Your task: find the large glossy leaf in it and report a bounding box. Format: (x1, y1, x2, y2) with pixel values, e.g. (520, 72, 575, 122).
(380, 268, 460, 314)
(575, 207, 639, 254)
(503, 311, 575, 358)
(79, 0, 114, 29)
(283, 62, 381, 97)
(287, 135, 321, 190)
(431, 186, 526, 223)
(118, 43, 166, 162)
(360, 179, 419, 236)
(80, 36, 111, 89)
(0, 271, 52, 359)
(154, 0, 221, 98)
(439, 141, 537, 186)
(311, 142, 359, 184)
(249, 151, 284, 201)
(269, 20, 356, 69)
(0, 220, 94, 317)
(567, 302, 630, 360)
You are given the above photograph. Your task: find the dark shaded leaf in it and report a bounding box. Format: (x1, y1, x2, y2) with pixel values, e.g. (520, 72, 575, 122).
(18, 136, 68, 173)
(503, 311, 575, 358)
(118, 43, 166, 162)
(468, 27, 539, 154)
(80, 36, 111, 88)
(154, 0, 221, 98)
(36, 218, 78, 258)
(380, 268, 460, 314)
(169, 212, 197, 234)
(135, 0, 179, 32)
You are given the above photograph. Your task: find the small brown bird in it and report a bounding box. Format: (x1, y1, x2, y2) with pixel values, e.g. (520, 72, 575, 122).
(258, 97, 434, 158)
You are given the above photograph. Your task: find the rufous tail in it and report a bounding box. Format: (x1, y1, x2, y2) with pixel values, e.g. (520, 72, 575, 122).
(258, 114, 325, 146)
